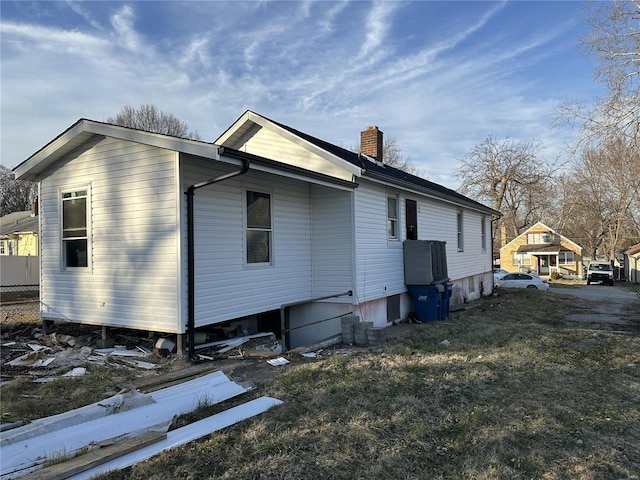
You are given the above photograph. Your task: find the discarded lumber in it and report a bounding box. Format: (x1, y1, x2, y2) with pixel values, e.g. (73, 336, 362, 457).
(68, 397, 283, 480)
(129, 362, 220, 393)
(19, 430, 167, 480)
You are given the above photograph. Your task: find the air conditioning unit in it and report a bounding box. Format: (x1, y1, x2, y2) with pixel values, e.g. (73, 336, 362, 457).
(403, 240, 448, 285)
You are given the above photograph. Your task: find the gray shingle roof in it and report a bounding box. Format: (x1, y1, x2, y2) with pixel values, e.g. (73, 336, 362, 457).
(0, 211, 39, 236)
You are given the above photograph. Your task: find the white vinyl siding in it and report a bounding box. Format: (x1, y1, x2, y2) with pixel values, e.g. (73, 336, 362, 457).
(39, 137, 180, 332)
(354, 183, 405, 303)
(184, 159, 319, 328)
(236, 127, 354, 181)
(414, 199, 490, 283)
(354, 183, 492, 305)
(310, 185, 353, 298)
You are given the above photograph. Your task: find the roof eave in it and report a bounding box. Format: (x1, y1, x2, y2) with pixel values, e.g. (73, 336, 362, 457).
(219, 147, 359, 191)
(216, 111, 363, 178)
(14, 120, 220, 181)
(363, 169, 500, 216)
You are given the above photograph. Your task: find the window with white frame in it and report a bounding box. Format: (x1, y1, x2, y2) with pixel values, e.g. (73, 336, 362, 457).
(0, 241, 5, 255)
(512, 252, 532, 266)
(457, 210, 464, 251)
(61, 188, 89, 268)
(527, 233, 552, 244)
(481, 216, 487, 252)
(246, 190, 272, 264)
(387, 196, 398, 240)
(559, 251, 574, 264)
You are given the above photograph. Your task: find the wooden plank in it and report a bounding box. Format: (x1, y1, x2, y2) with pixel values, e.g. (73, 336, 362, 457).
(129, 362, 220, 393)
(71, 397, 284, 479)
(20, 430, 167, 480)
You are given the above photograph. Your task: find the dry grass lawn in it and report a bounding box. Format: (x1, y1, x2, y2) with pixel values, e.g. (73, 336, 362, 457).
(96, 288, 640, 480)
(2, 287, 639, 479)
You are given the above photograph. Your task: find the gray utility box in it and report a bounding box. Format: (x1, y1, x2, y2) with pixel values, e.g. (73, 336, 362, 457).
(403, 240, 448, 285)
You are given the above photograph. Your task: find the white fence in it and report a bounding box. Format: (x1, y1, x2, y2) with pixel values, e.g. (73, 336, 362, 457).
(1, 255, 39, 286)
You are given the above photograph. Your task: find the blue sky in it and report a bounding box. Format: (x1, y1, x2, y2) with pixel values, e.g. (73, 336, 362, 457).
(1, 1, 598, 188)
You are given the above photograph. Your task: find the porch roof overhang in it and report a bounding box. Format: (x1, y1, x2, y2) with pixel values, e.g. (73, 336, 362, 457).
(624, 243, 640, 256)
(516, 244, 571, 255)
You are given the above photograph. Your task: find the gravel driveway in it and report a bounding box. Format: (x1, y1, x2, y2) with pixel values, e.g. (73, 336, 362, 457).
(550, 283, 640, 327)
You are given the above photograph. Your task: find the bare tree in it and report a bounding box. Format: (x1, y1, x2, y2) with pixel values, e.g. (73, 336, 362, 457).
(1, 165, 37, 216)
(559, 137, 640, 259)
(557, 0, 640, 148)
(550, 175, 604, 260)
(381, 137, 426, 177)
(456, 136, 556, 242)
(353, 136, 426, 177)
(106, 104, 201, 140)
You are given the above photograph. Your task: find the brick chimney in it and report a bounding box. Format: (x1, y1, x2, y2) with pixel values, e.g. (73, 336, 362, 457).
(360, 126, 383, 163)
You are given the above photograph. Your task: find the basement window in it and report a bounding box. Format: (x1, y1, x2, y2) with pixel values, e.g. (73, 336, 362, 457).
(61, 188, 89, 269)
(246, 190, 272, 264)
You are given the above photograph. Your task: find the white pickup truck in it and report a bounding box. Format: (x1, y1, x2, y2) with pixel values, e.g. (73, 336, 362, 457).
(586, 261, 614, 286)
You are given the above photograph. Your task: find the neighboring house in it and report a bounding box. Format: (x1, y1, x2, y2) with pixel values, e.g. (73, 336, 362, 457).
(0, 209, 39, 256)
(624, 243, 640, 283)
(13, 111, 499, 354)
(499, 222, 583, 278)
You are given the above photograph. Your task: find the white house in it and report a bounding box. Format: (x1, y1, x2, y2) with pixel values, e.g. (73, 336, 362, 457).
(13, 111, 499, 355)
(624, 243, 640, 283)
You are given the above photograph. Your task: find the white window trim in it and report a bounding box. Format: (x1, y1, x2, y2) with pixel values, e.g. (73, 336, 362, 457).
(527, 233, 552, 244)
(387, 194, 399, 241)
(481, 216, 487, 252)
(457, 210, 464, 252)
(243, 187, 273, 267)
(559, 251, 575, 264)
(513, 252, 532, 266)
(60, 185, 92, 272)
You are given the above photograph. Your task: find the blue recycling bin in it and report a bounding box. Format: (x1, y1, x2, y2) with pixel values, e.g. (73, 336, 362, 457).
(407, 285, 441, 322)
(438, 281, 453, 320)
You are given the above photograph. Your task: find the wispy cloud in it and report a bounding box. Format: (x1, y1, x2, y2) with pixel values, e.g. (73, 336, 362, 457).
(66, 0, 103, 30)
(109, 5, 149, 54)
(358, 1, 399, 59)
(0, 1, 595, 188)
(1, 22, 107, 54)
